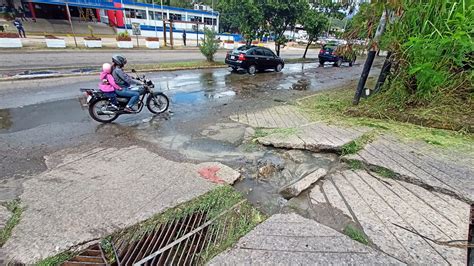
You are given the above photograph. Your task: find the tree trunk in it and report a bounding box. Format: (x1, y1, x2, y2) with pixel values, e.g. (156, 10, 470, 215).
(353, 9, 388, 105)
(302, 40, 312, 59)
(373, 51, 392, 93)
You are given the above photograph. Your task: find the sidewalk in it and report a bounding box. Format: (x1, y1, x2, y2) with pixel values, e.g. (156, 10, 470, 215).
(1, 146, 240, 264)
(225, 103, 472, 264)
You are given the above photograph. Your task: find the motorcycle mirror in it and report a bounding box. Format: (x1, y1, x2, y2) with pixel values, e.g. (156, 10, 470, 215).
(131, 69, 136, 73)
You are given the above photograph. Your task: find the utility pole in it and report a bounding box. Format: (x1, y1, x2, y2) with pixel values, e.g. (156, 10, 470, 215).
(65, 2, 78, 48)
(152, 0, 157, 38)
(353, 9, 388, 105)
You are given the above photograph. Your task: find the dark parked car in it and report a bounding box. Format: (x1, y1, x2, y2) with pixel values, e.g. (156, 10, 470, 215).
(225, 45, 285, 74)
(318, 44, 356, 67)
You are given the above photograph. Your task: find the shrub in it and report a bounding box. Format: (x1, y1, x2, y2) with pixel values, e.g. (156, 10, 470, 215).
(0, 32, 19, 38)
(116, 31, 131, 41)
(145, 37, 159, 42)
(199, 28, 219, 62)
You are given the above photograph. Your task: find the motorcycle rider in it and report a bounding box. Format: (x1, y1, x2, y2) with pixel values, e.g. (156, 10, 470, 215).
(111, 55, 141, 112)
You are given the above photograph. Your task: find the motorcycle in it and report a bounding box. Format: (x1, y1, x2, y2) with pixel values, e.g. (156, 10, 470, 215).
(80, 70, 169, 123)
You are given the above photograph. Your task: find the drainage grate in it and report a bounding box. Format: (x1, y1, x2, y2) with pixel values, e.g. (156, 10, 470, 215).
(63, 195, 259, 266)
(62, 243, 107, 266)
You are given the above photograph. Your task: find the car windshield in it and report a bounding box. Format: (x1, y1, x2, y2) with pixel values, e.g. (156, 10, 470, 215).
(323, 45, 337, 50)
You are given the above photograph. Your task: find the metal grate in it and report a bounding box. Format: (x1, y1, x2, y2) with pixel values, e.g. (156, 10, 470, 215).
(62, 243, 107, 266)
(64, 199, 249, 266)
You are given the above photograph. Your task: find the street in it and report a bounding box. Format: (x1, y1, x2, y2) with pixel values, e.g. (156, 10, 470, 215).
(1, 59, 471, 265)
(0, 47, 307, 75)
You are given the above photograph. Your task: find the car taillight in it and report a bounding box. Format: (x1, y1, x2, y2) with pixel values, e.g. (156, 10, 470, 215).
(332, 52, 336, 55)
(319, 49, 324, 54)
(226, 51, 230, 58)
(238, 53, 246, 61)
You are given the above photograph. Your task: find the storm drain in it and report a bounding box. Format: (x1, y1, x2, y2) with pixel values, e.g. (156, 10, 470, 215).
(63, 196, 258, 266)
(468, 204, 474, 265)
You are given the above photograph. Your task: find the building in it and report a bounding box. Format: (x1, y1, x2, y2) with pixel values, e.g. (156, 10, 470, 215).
(3, 0, 232, 39)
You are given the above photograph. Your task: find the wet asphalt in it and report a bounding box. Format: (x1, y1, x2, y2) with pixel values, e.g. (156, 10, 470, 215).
(0, 60, 382, 202)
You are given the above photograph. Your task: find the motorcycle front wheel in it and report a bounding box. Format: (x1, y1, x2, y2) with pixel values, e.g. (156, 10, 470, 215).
(88, 99, 119, 123)
(146, 93, 169, 114)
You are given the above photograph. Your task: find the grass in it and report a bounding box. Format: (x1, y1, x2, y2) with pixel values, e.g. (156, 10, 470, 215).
(0, 200, 24, 247)
(36, 251, 75, 266)
(344, 225, 369, 245)
(346, 159, 365, 170)
(371, 166, 397, 179)
(253, 127, 299, 141)
(299, 86, 474, 156)
(341, 133, 375, 155)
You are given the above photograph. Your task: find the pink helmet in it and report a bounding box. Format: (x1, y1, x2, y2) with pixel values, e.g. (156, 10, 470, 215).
(102, 63, 112, 73)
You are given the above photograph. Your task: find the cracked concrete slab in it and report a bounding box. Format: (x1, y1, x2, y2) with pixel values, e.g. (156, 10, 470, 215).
(280, 168, 327, 199)
(209, 213, 403, 265)
(257, 122, 369, 152)
(310, 169, 469, 265)
(344, 136, 474, 202)
(2, 146, 239, 264)
(230, 105, 311, 128)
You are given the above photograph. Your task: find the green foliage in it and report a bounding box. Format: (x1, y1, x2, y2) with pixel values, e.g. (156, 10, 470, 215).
(341, 133, 375, 155)
(299, 86, 474, 155)
(199, 28, 220, 62)
(261, 0, 309, 55)
(375, 0, 473, 114)
(344, 225, 369, 245)
(300, 9, 329, 42)
(37, 252, 75, 266)
(345, 2, 384, 41)
(217, 0, 264, 42)
(0, 200, 23, 247)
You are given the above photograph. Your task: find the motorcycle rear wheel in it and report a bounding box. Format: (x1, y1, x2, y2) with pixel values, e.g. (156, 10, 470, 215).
(88, 99, 119, 123)
(146, 93, 169, 114)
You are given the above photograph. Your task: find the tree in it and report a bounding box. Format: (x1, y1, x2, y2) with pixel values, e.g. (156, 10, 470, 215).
(199, 28, 220, 62)
(299, 9, 329, 58)
(215, 0, 264, 45)
(261, 0, 309, 56)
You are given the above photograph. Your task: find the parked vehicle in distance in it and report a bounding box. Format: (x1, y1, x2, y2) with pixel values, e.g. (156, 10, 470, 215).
(225, 45, 285, 74)
(318, 43, 356, 67)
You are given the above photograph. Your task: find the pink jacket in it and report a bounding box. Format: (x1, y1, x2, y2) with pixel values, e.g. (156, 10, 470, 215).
(99, 72, 121, 92)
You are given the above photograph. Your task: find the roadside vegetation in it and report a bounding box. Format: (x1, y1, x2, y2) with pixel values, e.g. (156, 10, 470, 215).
(299, 86, 474, 155)
(344, 0, 473, 132)
(0, 200, 23, 247)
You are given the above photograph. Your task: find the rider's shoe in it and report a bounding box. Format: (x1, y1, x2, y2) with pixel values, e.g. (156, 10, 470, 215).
(124, 106, 135, 113)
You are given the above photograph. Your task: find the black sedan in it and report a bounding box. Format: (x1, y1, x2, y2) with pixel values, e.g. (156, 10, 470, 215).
(225, 45, 285, 74)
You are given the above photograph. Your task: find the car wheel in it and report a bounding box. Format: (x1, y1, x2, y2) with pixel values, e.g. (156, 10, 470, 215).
(275, 63, 283, 72)
(231, 66, 238, 72)
(349, 60, 354, 67)
(247, 65, 257, 75)
(334, 58, 343, 67)
(319, 60, 325, 66)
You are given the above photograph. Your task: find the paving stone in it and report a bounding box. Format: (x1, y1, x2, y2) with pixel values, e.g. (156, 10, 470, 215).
(345, 136, 474, 202)
(280, 168, 327, 199)
(2, 146, 237, 264)
(257, 122, 368, 152)
(209, 213, 404, 265)
(310, 169, 469, 265)
(230, 105, 311, 128)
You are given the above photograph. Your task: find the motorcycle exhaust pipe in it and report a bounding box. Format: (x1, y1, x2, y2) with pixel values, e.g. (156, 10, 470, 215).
(97, 110, 116, 115)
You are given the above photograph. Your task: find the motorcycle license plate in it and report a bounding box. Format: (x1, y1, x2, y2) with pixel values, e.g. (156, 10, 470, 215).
(86, 95, 92, 103)
(231, 56, 235, 59)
